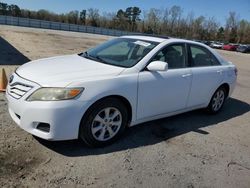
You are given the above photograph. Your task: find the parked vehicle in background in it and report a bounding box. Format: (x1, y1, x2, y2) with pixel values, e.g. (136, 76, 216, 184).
(223, 44, 239, 51)
(196, 40, 211, 46)
(203, 41, 212, 46)
(236, 45, 250, 53)
(6, 36, 237, 147)
(192, 40, 211, 46)
(210, 42, 224, 49)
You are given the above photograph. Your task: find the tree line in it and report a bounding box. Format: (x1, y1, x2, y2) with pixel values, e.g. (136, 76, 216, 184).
(1, 2, 250, 43)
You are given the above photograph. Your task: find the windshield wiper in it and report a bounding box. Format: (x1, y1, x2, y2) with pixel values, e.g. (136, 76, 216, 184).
(82, 51, 97, 61)
(82, 51, 90, 58)
(95, 55, 109, 64)
(82, 52, 109, 64)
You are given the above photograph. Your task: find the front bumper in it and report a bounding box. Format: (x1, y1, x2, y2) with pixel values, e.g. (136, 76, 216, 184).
(6, 73, 90, 140)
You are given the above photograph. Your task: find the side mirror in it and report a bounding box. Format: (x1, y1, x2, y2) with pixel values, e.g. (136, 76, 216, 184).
(147, 61, 168, 72)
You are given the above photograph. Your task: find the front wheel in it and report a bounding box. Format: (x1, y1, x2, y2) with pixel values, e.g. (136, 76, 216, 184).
(206, 87, 226, 114)
(79, 98, 128, 147)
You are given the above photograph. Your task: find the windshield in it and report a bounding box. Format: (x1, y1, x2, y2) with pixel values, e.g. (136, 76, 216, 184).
(80, 38, 158, 68)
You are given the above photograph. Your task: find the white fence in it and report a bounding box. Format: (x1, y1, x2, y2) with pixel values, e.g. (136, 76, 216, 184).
(0, 15, 137, 36)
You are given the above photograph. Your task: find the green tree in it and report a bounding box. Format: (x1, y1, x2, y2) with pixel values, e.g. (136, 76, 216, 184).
(67, 10, 79, 24)
(0, 2, 8, 15)
(125, 7, 141, 31)
(7, 4, 21, 16)
(37, 9, 51, 20)
(114, 9, 129, 30)
(80, 10, 86, 25)
(217, 27, 225, 42)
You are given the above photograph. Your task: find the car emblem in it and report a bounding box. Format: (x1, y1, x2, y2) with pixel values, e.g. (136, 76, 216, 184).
(9, 75, 14, 84)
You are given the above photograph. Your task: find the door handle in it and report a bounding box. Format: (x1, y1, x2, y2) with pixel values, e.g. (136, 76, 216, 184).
(217, 70, 223, 74)
(182, 73, 192, 78)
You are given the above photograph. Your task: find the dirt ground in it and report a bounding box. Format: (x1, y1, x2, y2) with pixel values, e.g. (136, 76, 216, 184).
(0, 25, 250, 188)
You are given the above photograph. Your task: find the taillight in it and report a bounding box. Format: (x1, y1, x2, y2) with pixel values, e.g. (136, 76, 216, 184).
(234, 67, 238, 76)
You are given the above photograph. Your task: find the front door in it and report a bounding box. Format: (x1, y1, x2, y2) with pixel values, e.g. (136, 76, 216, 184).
(137, 43, 192, 120)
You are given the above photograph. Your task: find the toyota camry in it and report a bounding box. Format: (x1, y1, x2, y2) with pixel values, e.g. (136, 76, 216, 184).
(6, 36, 237, 147)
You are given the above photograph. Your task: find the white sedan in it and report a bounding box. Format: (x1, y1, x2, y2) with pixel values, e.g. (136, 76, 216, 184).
(210, 42, 224, 49)
(6, 36, 237, 147)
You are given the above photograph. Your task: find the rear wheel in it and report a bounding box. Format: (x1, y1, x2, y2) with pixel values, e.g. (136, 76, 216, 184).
(207, 87, 226, 114)
(79, 98, 128, 147)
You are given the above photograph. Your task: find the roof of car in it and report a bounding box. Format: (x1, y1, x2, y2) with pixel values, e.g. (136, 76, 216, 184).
(122, 35, 169, 43)
(122, 35, 208, 46)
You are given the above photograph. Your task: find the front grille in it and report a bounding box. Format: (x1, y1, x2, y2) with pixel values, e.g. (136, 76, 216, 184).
(9, 82, 33, 99)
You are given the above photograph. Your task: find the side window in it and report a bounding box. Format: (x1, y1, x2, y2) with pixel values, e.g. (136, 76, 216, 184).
(190, 45, 220, 67)
(152, 44, 186, 69)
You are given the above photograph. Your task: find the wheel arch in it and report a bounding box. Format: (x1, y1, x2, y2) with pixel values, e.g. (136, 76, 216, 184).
(206, 82, 230, 108)
(219, 83, 230, 98)
(80, 95, 133, 128)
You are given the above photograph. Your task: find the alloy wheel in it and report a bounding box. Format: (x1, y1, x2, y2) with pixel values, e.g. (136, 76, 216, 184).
(212, 89, 225, 112)
(91, 107, 122, 141)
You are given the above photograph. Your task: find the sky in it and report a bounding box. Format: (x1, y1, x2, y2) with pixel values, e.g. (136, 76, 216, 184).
(2, 0, 250, 25)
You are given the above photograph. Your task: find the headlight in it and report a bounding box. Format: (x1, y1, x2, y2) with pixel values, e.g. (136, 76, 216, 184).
(27, 88, 84, 101)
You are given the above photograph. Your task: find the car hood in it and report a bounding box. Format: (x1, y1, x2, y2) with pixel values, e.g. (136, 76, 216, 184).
(16, 54, 125, 87)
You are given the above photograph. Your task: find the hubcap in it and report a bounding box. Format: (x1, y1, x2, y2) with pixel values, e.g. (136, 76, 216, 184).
(91, 107, 122, 141)
(212, 90, 225, 111)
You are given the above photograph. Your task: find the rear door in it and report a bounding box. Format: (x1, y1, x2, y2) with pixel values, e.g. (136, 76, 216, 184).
(186, 44, 224, 107)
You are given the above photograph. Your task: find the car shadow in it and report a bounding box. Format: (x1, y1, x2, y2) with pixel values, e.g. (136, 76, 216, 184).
(35, 98, 250, 157)
(0, 36, 30, 65)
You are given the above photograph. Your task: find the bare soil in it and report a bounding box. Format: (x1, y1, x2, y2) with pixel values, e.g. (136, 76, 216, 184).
(0, 25, 250, 188)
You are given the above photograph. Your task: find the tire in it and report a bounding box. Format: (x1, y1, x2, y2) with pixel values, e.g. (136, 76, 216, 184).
(79, 98, 128, 147)
(206, 87, 226, 114)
